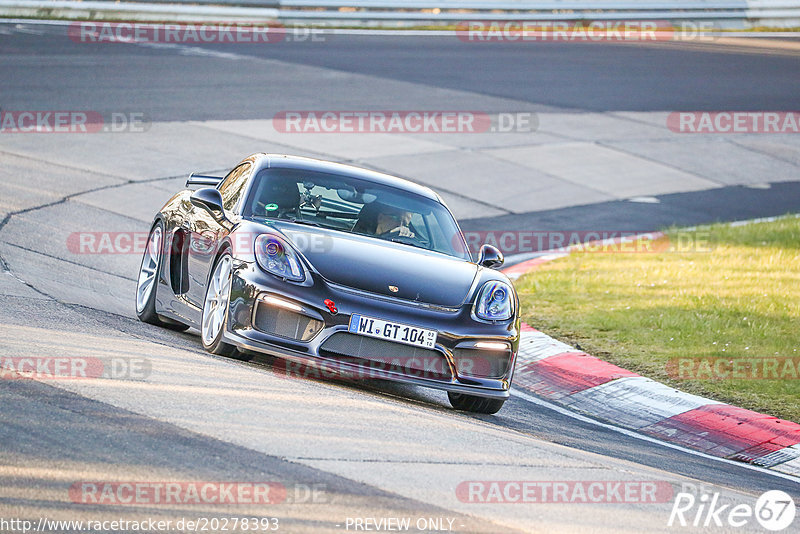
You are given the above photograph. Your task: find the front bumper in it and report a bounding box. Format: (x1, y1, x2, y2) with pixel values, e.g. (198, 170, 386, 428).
(225, 262, 519, 399)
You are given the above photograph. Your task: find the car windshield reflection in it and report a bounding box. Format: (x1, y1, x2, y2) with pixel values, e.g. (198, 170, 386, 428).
(242, 168, 469, 260)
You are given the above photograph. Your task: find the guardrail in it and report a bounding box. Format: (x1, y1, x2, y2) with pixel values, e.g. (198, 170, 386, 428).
(1, 0, 799, 27)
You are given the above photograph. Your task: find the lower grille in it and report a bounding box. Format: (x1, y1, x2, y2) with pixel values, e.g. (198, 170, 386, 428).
(253, 301, 322, 341)
(319, 333, 451, 379)
(452, 348, 512, 378)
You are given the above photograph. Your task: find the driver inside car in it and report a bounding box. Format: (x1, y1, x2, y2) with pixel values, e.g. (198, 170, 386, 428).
(353, 202, 416, 239)
(375, 207, 415, 238)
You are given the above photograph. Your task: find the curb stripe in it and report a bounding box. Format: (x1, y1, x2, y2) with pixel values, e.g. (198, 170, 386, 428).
(516, 352, 637, 400)
(517, 330, 573, 363)
(641, 404, 800, 461)
(511, 388, 800, 483)
(770, 445, 800, 475)
(513, 327, 800, 470)
(559, 376, 721, 430)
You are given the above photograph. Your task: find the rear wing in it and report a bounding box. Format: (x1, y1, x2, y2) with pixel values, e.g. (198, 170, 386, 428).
(186, 173, 223, 188)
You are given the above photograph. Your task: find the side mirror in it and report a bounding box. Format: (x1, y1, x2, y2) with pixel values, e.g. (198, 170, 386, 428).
(478, 244, 504, 269)
(190, 187, 225, 217)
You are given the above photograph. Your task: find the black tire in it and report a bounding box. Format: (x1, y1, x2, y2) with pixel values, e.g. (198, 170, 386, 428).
(135, 222, 190, 331)
(448, 392, 505, 414)
(200, 252, 249, 360)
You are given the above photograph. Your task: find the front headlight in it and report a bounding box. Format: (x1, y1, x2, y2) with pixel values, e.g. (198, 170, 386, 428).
(473, 280, 514, 322)
(255, 234, 304, 282)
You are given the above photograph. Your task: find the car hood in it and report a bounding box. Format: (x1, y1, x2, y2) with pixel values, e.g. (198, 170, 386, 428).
(277, 224, 478, 307)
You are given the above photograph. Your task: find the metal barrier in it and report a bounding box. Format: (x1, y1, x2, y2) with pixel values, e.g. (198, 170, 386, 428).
(1, 0, 799, 26)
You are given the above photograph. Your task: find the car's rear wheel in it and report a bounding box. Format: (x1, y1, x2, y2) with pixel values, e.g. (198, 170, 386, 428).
(201, 252, 249, 360)
(136, 222, 189, 331)
(448, 392, 505, 414)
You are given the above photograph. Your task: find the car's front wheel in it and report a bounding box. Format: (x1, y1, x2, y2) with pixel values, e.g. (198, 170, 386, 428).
(136, 222, 189, 331)
(201, 252, 249, 360)
(448, 392, 505, 414)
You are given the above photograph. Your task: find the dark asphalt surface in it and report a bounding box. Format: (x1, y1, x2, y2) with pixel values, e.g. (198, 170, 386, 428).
(461, 181, 800, 232)
(2, 25, 800, 119)
(221, 35, 800, 113)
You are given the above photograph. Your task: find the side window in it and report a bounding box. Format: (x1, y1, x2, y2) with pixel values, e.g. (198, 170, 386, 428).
(218, 162, 252, 213)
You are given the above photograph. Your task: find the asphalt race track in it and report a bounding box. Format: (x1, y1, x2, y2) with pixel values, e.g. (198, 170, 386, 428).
(1, 21, 799, 533)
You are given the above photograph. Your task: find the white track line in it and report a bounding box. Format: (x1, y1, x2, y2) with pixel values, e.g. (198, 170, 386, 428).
(511, 388, 800, 484)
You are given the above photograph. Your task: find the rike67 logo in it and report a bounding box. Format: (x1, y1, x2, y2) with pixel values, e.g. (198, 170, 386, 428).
(669, 489, 796, 531)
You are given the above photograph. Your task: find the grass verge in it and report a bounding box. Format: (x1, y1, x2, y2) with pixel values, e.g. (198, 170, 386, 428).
(514, 215, 800, 422)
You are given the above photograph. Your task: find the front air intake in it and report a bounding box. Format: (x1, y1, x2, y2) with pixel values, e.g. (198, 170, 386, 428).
(253, 300, 322, 341)
(452, 348, 512, 378)
(319, 333, 451, 380)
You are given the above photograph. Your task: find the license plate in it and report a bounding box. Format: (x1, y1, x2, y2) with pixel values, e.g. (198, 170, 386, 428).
(348, 314, 437, 349)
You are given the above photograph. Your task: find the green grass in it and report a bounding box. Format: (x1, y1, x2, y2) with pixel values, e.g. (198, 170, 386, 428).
(514, 216, 800, 422)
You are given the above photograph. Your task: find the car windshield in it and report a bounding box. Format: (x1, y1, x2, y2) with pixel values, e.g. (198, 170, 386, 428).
(242, 167, 470, 260)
